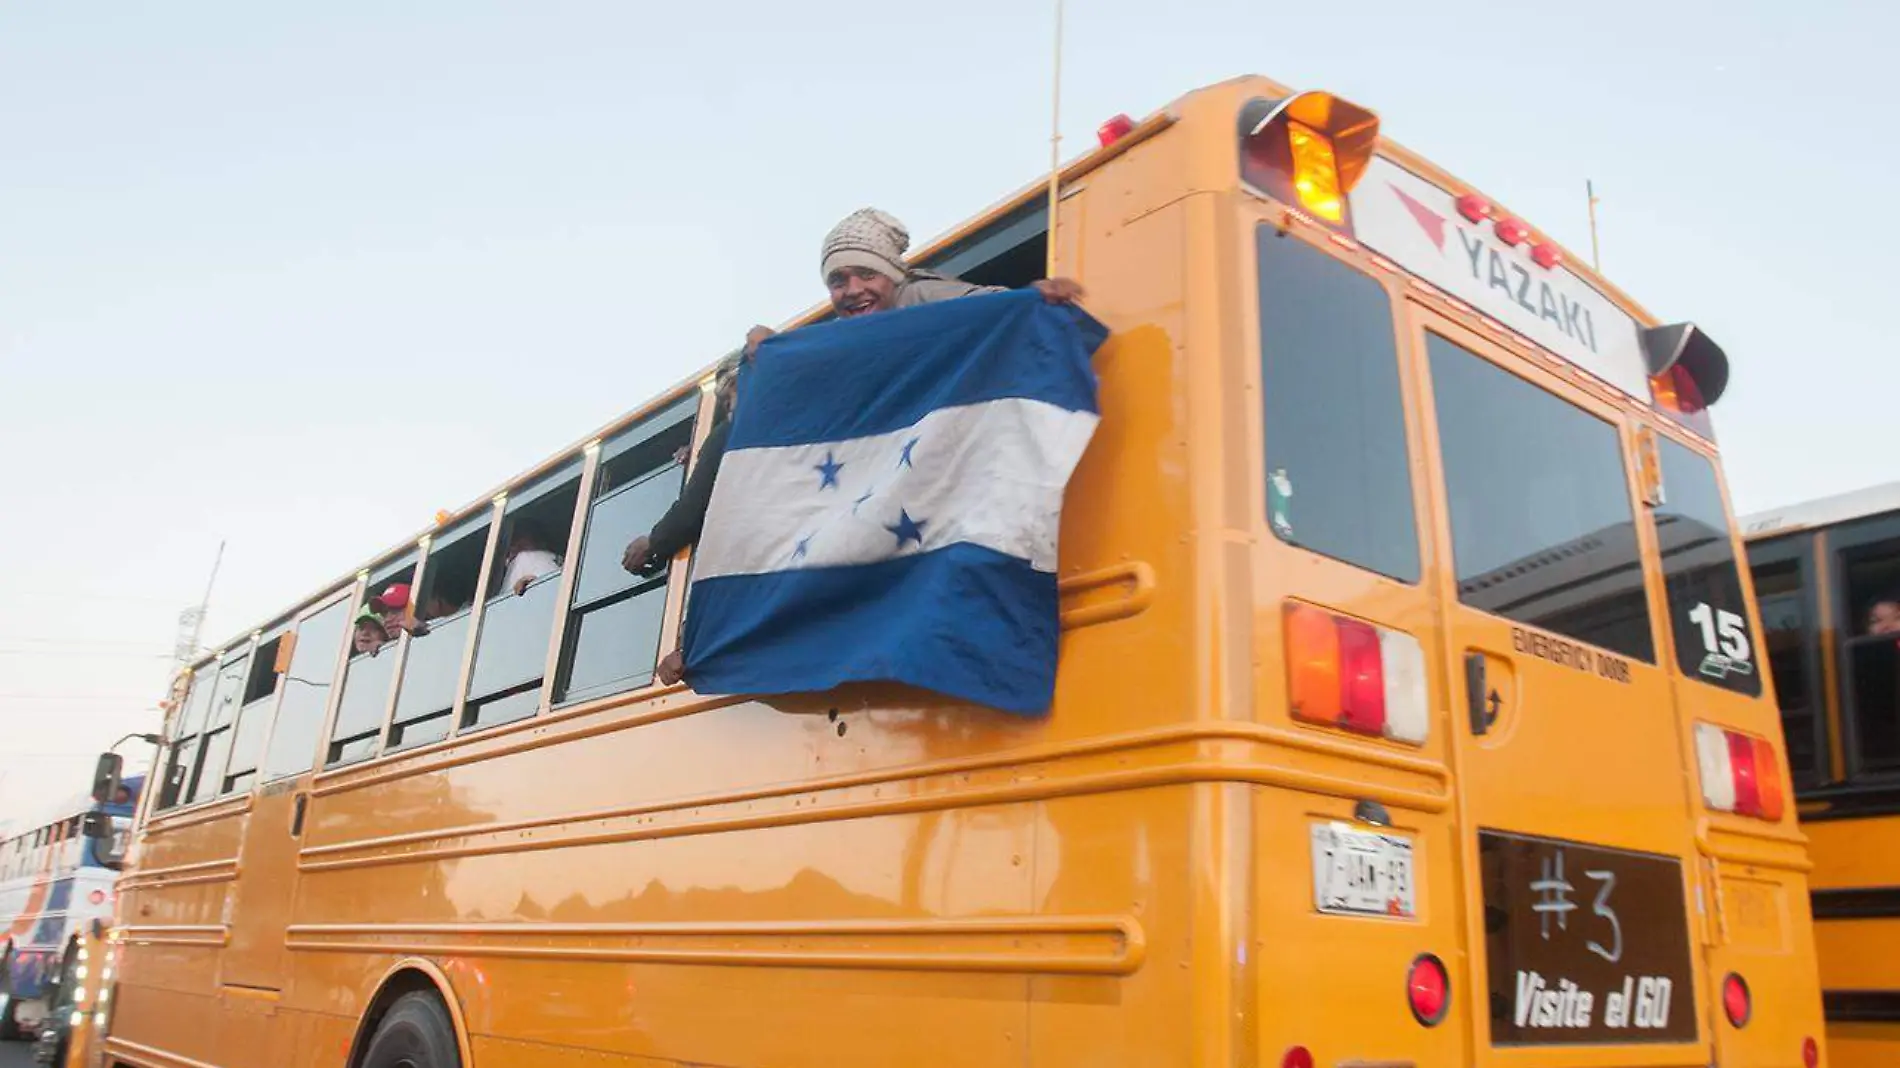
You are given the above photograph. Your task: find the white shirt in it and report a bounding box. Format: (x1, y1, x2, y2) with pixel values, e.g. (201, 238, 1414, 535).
(503, 549, 561, 592)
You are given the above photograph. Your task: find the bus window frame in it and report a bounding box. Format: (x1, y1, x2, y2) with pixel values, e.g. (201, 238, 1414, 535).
(1418, 316, 1659, 665)
(328, 552, 420, 769)
(553, 390, 711, 708)
(460, 460, 588, 731)
(1746, 530, 1830, 789)
(1825, 509, 1900, 784)
(258, 584, 358, 787)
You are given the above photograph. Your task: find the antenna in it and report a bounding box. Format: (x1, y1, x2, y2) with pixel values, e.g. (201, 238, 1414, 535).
(172, 540, 226, 667)
(1044, 0, 1065, 278)
(1586, 179, 1602, 272)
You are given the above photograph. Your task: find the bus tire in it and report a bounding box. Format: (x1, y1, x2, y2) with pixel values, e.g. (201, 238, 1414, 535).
(359, 992, 459, 1068)
(0, 945, 21, 1042)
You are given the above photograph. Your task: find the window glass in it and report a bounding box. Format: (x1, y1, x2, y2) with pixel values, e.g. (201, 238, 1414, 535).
(186, 731, 232, 805)
(174, 665, 218, 740)
(1750, 550, 1824, 785)
(1841, 533, 1900, 638)
(573, 466, 685, 606)
(562, 584, 670, 702)
(462, 473, 580, 730)
(556, 409, 695, 707)
(262, 599, 350, 782)
(1847, 635, 1900, 774)
(466, 577, 560, 710)
(1256, 227, 1418, 583)
(221, 698, 272, 797)
(209, 653, 250, 729)
(389, 610, 471, 752)
(1428, 333, 1654, 661)
(329, 649, 396, 767)
(159, 666, 220, 810)
(1652, 440, 1762, 695)
(242, 634, 285, 705)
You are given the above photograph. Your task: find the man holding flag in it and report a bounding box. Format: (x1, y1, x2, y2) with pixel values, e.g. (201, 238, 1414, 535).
(625, 207, 1087, 688)
(681, 285, 1106, 713)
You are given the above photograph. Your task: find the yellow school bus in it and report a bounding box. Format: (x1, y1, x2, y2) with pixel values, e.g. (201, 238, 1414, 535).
(1743, 484, 1900, 1068)
(81, 74, 1821, 1068)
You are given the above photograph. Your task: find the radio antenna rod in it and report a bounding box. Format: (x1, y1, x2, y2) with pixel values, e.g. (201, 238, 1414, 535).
(1044, 0, 1065, 278)
(1586, 179, 1602, 272)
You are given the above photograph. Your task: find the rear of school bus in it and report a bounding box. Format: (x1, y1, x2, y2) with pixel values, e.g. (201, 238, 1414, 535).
(80, 75, 1823, 1068)
(1174, 76, 1824, 1066)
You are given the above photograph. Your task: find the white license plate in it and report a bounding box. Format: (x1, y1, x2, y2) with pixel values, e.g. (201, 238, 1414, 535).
(1311, 822, 1417, 918)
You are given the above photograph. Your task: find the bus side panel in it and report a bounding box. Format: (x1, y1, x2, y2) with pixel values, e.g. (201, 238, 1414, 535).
(1807, 814, 1900, 1065)
(111, 801, 248, 1065)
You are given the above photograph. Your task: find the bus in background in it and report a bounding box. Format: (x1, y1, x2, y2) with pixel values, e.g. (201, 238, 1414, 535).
(80, 74, 1820, 1068)
(0, 775, 139, 1042)
(1743, 483, 1900, 1068)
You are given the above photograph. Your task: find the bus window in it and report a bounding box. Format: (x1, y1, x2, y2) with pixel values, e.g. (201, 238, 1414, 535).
(388, 514, 490, 752)
(1651, 439, 1762, 695)
(330, 559, 416, 768)
(1837, 523, 1900, 775)
(221, 631, 286, 796)
(463, 466, 581, 733)
(186, 650, 251, 804)
(1256, 227, 1418, 583)
(556, 398, 696, 705)
(1427, 332, 1655, 662)
(158, 664, 219, 810)
(1748, 541, 1827, 785)
(261, 598, 351, 782)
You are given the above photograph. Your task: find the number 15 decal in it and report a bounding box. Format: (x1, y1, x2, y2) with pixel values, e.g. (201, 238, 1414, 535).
(1688, 602, 1755, 681)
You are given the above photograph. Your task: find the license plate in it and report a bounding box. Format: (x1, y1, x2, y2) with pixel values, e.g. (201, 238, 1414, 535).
(1310, 822, 1417, 918)
(1480, 830, 1696, 1045)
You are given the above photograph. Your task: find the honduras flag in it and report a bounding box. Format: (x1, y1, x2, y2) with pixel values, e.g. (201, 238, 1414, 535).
(681, 290, 1108, 714)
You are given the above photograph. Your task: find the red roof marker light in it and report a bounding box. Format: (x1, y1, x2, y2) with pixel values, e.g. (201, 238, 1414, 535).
(1494, 217, 1530, 246)
(1097, 114, 1135, 148)
(1531, 243, 1562, 270)
(1455, 193, 1490, 222)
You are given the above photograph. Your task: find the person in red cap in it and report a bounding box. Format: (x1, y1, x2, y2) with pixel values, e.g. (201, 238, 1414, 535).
(370, 583, 430, 639)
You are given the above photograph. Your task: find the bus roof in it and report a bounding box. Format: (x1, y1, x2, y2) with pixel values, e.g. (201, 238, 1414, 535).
(1740, 482, 1900, 540)
(177, 73, 1716, 675)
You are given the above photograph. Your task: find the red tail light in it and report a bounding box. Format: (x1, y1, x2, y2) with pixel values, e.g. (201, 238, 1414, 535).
(1280, 1047, 1314, 1068)
(1407, 954, 1450, 1026)
(1097, 114, 1135, 148)
(1803, 1036, 1820, 1067)
(1284, 603, 1427, 744)
(1722, 973, 1751, 1027)
(1336, 618, 1387, 735)
(1695, 724, 1786, 821)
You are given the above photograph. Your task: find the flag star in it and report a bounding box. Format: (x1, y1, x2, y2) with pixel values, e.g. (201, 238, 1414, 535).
(814, 451, 844, 489)
(885, 508, 927, 549)
(792, 533, 813, 562)
(898, 435, 921, 469)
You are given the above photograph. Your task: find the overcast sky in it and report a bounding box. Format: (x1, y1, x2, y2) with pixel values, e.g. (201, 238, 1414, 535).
(0, 1, 1888, 823)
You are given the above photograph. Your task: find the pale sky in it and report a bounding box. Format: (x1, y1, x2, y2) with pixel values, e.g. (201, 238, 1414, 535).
(0, 1, 1889, 821)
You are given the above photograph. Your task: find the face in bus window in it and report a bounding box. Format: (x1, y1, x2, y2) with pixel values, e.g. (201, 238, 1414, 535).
(1869, 600, 1900, 635)
(826, 266, 899, 318)
(353, 617, 388, 656)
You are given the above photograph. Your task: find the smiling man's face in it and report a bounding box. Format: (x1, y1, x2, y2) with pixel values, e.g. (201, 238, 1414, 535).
(826, 266, 898, 318)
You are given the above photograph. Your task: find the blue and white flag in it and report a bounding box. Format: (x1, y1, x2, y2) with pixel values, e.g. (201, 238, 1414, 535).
(681, 290, 1108, 714)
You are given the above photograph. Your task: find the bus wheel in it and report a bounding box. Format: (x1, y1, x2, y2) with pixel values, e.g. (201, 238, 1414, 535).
(0, 945, 20, 1042)
(360, 992, 460, 1068)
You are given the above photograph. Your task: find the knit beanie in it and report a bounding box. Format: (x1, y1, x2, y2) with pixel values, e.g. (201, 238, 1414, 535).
(820, 208, 909, 284)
